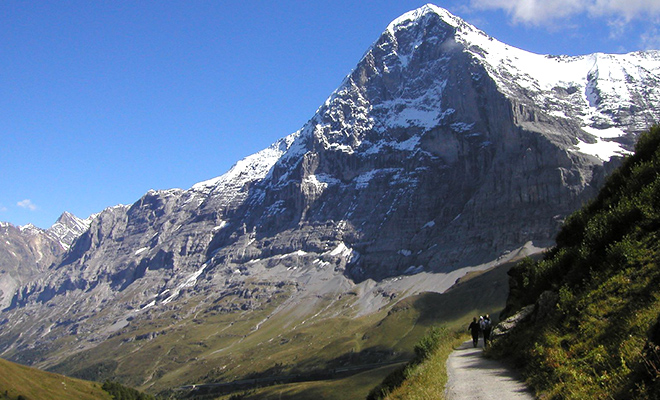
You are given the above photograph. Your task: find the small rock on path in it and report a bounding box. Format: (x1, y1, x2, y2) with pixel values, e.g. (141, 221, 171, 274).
(445, 340, 534, 399)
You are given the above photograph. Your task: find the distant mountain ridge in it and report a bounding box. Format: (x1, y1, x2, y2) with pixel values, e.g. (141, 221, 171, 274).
(0, 212, 92, 309)
(1, 3, 659, 392)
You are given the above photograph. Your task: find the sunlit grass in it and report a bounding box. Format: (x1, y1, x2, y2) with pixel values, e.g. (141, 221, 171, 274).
(0, 357, 111, 400)
(384, 333, 466, 400)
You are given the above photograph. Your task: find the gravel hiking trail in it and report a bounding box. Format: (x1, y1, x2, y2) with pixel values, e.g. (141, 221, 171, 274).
(445, 340, 534, 399)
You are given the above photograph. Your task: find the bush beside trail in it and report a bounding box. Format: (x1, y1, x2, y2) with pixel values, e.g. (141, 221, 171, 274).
(367, 326, 464, 400)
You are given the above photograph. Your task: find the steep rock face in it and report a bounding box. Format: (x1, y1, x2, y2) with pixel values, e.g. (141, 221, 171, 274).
(203, 5, 654, 280)
(0, 224, 56, 309)
(0, 211, 91, 309)
(1, 4, 659, 384)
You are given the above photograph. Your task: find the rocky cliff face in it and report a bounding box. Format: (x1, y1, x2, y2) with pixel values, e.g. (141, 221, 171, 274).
(1, 4, 659, 388)
(0, 213, 91, 309)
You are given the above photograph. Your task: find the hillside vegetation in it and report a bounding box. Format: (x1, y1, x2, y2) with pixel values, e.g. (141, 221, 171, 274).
(0, 357, 111, 400)
(0, 356, 160, 400)
(495, 125, 660, 399)
(367, 327, 465, 400)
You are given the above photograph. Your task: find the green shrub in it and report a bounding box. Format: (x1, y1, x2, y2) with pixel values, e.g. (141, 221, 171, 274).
(366, 326, 451, 400)
(101, 380, 156, 400)
(413, 326, 445, 361)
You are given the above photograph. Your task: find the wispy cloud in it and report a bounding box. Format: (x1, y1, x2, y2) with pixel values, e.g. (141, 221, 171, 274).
(470, 0, 660, 27)
(0, 205, 7, 212)
(589, 0, 660, 22)
(640, 28, 660, 50)
(470, 0, 585, 26)
(17, 199, 38, 211)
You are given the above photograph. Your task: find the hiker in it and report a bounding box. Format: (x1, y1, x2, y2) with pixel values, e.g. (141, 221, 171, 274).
(468, 317, 481, 347)
(482, 314, 493, 349)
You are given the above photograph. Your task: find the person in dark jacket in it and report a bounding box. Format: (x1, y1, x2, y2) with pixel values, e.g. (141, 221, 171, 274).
(468, 317, 481, 347)
(482, 314, 493, 349)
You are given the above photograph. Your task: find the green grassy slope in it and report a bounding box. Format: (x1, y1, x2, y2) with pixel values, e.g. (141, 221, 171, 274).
(0, 357, 111, 400)
(213, 363, 404, 400)
(365, 327, 465, 400)
(213, 219, 532, 400)
(40, 250, 520, 397)
(49, 289, 400, 394)
(494, 125, 660, 399)
(151, 260, 517, 399)
(380, 332, 466, 400)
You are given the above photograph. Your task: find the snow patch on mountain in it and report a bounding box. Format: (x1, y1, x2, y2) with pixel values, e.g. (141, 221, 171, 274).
(212, 221, 228, 231)
(47, 212, 93, 250)
(302, 174, 339, 192)
(328, 242, 360, 263)
(162, 261, 210, 305)
(353, 168, 404, 189)
(576, 139, 626, 160)
(18, 224, 41, 235)
(373, 87, 446, 130)
(192, 131, 301, 195)
(271, 251, 303, 261)
(363, 136, 421, 155)
(575, 125, 633, 160)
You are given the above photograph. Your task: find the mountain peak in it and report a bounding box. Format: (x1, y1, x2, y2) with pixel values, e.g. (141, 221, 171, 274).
(55, 211, 77, 224)
(48, 211, 91, 250)
(0, 221, 13, 229)
(18, 223, 42, 234)
(386, 4, 464, 35)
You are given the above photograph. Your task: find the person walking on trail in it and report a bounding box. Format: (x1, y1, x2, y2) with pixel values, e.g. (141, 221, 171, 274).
(468, 317, 481, 347)
(481, 314, 493, 349)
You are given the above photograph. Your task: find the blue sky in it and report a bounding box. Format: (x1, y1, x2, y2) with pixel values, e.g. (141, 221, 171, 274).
(2, 1, 659, 229)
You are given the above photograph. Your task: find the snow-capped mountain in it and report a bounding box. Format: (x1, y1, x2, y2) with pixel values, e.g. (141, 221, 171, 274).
(1, 4, 659, 390)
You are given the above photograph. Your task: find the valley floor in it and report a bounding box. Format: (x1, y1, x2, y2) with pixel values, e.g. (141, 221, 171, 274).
(445, 340, 533, 399)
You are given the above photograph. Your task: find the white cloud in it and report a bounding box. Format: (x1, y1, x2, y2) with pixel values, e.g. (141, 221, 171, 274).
(0, 205, 7, 212)
(640, 28, 660, 50)
(17, 199, 38, 211)
(471, 0, 586, 26)
(471, 0, 660, 26)
(606, 18, 628, 39)
(590, 0, 660, 22)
